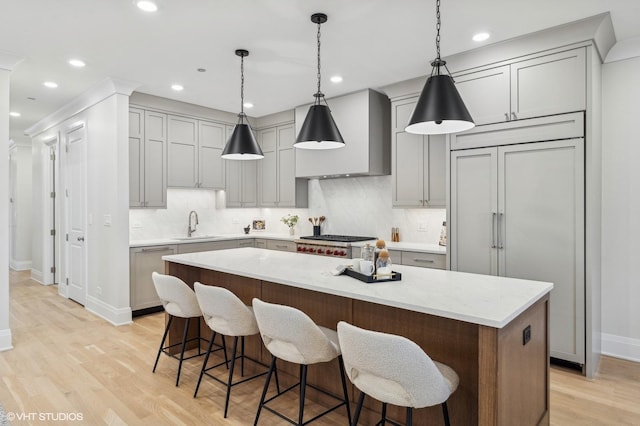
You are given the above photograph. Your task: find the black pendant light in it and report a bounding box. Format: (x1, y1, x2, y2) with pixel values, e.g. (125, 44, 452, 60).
(405, 0, 475, 135)
(222, 49, 264, 160)
(294, 13, 345, 150)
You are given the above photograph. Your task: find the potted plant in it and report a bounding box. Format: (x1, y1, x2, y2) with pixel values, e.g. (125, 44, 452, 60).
(281, 214, 299, 236)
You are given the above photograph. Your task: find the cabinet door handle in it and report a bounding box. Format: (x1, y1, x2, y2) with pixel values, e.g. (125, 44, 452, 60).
(498, 212, 504, 249)
(504, 113, 510, 121)
(275, 245, 288, 249)
(511, 112, 517, 120)
(491, 212, 497, 248)
(141, 246, 171, 252)
(413, 258, 435, 263)
(77, 236, 85, 242)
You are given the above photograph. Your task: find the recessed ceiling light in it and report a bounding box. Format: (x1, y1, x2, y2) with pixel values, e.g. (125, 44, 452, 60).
(197, 68, 207, 73)
(136, 1, 158, 12)
(68, 59, 86, 68)
(9, 112, 21, 117)
(171, 84, 184, 91)
(472, 32, 490, 42)
(330, 75, 343, 83)
(43, 81, 58, 88)
(243, 102, 254, 109)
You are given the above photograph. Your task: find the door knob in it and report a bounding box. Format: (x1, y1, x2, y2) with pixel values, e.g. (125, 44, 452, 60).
(77, 236, 85, 242)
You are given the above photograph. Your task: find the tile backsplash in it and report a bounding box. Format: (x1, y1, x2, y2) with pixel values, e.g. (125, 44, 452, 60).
(129, 176, 445, 244)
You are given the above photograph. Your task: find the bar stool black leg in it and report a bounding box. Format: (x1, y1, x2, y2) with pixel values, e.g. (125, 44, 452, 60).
(273, 358, 280, 393)
(442, 402, 450, 426)
(193, 330, 218, 397)
(338, 356, 352, 423)
(381, 402, 387, 425)
(298, 364, 308, 425)
(254, 355, 277, 426)
(153, 315, 173, 372)
(406, 407, 413, 426)
(176, 317, 190, 386)
(223, 336, 239, 418)
(221, 335, 229, 369)
(351, 390, 365, 426)
(241, 336, 245, 377)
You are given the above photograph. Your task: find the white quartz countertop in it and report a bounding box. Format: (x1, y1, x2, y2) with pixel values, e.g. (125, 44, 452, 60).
(163, 248, 551, 328)
(130, 233, 296, 248)
(131, 233, 447, 253)
(351, 240, 446, 254)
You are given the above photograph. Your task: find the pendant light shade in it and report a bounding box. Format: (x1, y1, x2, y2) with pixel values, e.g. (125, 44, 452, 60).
(405, 73, 475, 135)
(405, 0, 474, 135)
(294, 13, 345, 150)
(294, 104, 344, 149)
(221, 49, 264, 160)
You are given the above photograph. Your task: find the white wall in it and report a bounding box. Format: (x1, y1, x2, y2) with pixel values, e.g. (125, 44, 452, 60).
(601, 55, 640, 362)
(9, 144, 32, 270)
(29, 79, 134, 326)
(1, 68, 12, 351)
(130, 176, 445, 245)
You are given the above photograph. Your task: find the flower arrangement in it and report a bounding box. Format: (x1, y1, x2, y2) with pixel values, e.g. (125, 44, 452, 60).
(280, 214, 299, 228)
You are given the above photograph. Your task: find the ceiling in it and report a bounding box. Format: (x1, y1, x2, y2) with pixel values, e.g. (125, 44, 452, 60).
(2, 0, 640, 143)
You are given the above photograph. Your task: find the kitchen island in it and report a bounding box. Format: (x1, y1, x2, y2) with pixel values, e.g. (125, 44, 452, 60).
(163, 247, 552, 425)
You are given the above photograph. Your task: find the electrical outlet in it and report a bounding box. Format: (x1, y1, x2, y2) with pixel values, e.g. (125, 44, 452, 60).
(96, 286, 102, 296)
(232, 217, 240, 224)
(418, 223, 428, 232)
(523, 325, 531, 345)
(132, 221, 142, 229)
(104, 214, 112, 227)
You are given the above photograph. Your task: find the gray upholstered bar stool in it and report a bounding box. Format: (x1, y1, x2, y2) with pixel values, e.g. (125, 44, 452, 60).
(193, 283, 268, 418)
(252, 298, 352, 426)
(151, 272, 211, 387)
(337, 321, 459, 426)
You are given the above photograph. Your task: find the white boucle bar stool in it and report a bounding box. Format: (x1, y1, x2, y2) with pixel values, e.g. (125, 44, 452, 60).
(252, 298, 352, 426)
(151, 272, 211, 387)
(193, 283, 269, 418)
(337, 321, 459, 426)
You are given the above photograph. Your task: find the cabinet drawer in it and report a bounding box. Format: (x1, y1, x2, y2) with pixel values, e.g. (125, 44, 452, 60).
(401, 251, 445, 269)
(177, 240, 238, 254)
(255, 239, 267, 249)
(237, 239, 255, 248)
(387, 249, 402, 265)
(266, 240, 296, 252)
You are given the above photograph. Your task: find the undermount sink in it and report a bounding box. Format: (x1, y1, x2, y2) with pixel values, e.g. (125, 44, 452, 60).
(173, 235, 219, 241)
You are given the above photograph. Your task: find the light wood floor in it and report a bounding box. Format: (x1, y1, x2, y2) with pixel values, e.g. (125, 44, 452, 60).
(1, 270, 639, 425)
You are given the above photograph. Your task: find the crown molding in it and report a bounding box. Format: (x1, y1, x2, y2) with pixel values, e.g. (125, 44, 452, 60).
(0, 51, 23, 71)
(25, 77, 140, 137)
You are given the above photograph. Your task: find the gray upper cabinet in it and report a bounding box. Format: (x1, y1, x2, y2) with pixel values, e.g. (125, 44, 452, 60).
(168, 115, 198, 187)
(454, 47, 586, 125)
(198, 120, 226, 189)
(225, 125, 258, 207)
(168, 115, 226, 189)
(129, 108, 168, 208)
(259, 124, 308, 208)
(391, 98, 446, 208)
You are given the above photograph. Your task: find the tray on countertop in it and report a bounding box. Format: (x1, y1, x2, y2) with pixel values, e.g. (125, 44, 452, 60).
(342, 267, 402, 283)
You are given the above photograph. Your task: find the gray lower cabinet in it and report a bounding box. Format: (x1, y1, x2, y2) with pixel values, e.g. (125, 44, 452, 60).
(237, 239, 255, 248)
(255, 239, 267, 249)
(130, 245, 177, 314)
(177, 239, 240, 254)
(266, 240, 296, 252)
(400, 251, 445, 269)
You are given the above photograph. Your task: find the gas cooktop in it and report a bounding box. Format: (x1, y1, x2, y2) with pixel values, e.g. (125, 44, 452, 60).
(299, 235, 377, 243)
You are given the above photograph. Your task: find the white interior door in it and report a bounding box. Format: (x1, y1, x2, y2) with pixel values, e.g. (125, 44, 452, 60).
(8, 148, 16, 266)
(66, 125, 86, 305)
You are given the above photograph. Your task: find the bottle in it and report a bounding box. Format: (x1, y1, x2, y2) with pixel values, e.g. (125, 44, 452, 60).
(439, 221, 447, 246)
(374, 239, 386, 270)
(362, 243, 375, 263)
(376, 249, 393, 277)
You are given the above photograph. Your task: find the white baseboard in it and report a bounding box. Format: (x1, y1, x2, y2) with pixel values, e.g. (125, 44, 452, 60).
(0, 328, 13, 352)
(10, 259, 32, 271)
(601, 333, 640, 363)
(85, 295, 132, 326)
(31, 269, 43, 284)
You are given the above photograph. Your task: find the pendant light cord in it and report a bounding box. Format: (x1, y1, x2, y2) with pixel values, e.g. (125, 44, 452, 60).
(316, 19, 323, 104)
(435, 0, 441, 61)
(240, 53, 245, 119)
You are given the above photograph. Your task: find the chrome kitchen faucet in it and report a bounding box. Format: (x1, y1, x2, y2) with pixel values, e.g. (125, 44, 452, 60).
(188, 210, 199, 237)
